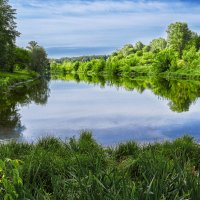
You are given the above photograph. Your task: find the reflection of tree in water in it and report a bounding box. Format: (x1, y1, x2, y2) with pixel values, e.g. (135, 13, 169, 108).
(0, 78, 50, 140)
(55, 73, 200, 113)
(150, 78, 200, 112)
(109, 76, 200, 112)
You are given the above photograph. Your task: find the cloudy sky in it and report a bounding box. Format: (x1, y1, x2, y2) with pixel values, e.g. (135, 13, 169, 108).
(10, 0, 200, 58)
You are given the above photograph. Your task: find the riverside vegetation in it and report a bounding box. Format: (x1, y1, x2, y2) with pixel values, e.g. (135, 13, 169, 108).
(0, 133, 200, 199)
(2, 0, 200, 199)
(51, 22, 200, 79)
(0, 0, 49, 90)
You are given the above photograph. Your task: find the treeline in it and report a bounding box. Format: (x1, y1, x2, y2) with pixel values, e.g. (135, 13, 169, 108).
(0, 0, 48, 74)
(52, 55, 109, 63)
(51, 22, 200, 78)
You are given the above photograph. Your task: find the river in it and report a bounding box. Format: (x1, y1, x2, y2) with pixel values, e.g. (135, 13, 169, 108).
(1, 75, 200, 145)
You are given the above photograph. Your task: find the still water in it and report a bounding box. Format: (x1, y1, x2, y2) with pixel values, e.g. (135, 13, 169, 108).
(1, 75, 200, 145)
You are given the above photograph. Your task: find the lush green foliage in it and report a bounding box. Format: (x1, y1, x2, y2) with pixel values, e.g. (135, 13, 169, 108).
(14, 42, 49, 74)
(150, 37, 167, 52)
(14, 47, 31, 70)
(166, 22, 193, 56)
(0, 70, 38, 90)
(51, 22, 200, 79)
(0, 133, 200, 199)
(26, 41, 49, 74)
(0, 0, 20, 72)
(0, 159, 24, 199)
(0, 1, 49, 75)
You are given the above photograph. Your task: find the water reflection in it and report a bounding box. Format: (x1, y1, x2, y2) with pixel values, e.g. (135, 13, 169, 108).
(0, 79, 50, 140)
(1, 73, 200, 144)
(53, 73, 200, 113)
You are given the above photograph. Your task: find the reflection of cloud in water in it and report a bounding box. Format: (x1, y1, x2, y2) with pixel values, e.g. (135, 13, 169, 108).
(20, 119, 200, 145)
(17, 80, 200, 145)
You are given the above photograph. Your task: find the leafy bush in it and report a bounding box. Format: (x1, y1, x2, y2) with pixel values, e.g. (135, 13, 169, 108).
(0, 77, 10, 88)
(152, 49, 178, 74)
(0, 159, 24, 199)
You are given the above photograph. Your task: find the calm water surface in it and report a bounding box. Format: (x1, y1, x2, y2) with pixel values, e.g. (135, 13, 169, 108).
(1, 76, 200, 145)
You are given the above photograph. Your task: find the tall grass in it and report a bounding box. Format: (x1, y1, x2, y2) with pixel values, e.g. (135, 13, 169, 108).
(0, 133, 200, 199)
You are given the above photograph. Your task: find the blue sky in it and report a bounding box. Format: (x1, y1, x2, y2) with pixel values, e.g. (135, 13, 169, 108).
(10, 0, 200, 58)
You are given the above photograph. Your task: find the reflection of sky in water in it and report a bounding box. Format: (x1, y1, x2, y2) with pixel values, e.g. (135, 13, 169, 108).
(18, 80, 200, 145)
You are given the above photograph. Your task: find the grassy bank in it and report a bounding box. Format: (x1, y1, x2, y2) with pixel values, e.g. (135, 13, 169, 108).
(1, 133, 200, 199)
(0, 70, 38, 89)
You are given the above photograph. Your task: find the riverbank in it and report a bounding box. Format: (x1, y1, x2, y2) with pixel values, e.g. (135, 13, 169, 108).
(1, 133, 200, 199)
(0, 70, 39, 89)
(132, 65, 200, 80)
(51, 62, 200, 82)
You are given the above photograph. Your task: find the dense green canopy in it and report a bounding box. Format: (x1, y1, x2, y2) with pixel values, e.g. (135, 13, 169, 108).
(0, 1, 49, 74)
(0, 0, 19, 72)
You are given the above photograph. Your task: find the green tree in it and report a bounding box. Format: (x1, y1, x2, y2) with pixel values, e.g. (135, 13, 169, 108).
(27, 42, 49, 74)
(166, 22, 192, 57)
(73, 61, 80, 71)
(185, 33, 200, 50)
(150, 38, 167, 52)
(153, 49, 178, 74)
(143, 45, 151, 52)
(0, 0, 20, 72)
(26, 41, 39, 51)
(120, 44, 135, 56)
(105, 56, 121, 75)
(92, 58, 105, 73)
(135, 41, 144, 51)
(15, 47, 31, 70)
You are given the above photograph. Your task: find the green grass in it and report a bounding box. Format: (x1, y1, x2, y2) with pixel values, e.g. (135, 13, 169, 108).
(0, 70, 38, 80)
(0, 70, 38, 89)
(0, 133, 200, 199)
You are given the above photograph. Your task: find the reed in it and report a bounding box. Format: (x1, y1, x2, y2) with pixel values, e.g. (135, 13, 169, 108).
(0, 133, 199, 199)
